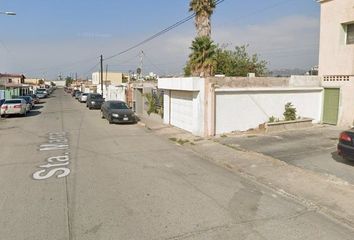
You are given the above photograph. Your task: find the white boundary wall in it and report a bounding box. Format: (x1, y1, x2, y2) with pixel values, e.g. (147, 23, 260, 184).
(215, 88, 323, 134)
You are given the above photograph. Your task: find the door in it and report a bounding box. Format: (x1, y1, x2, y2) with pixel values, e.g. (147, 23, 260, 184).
(323, 88, 340, 125)
(170, 91, 194, 132)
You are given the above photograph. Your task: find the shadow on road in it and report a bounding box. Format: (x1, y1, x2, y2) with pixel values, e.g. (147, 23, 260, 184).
(1, 111, 41, 118)
(26, 111, 41, 117)
(331, 151, 354, 167)
(33, 105, 44, 110)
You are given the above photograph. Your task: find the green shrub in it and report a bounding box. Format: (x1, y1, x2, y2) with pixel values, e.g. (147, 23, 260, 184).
(283, 102, 297, 121)
(144, 93, 157, 116)
(268, 116, 276, 123)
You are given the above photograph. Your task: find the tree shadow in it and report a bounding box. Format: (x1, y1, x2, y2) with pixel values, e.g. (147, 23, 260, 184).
(331, 151, 354, 167)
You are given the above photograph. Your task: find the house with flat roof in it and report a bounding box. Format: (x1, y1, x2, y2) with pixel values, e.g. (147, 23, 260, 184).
(318, 0, 354, 127)
(0, 73, 29, 99)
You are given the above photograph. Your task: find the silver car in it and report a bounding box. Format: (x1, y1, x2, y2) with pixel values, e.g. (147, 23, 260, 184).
(0, 99, 28, 117)
(79, 93, 88, 103)
(36, 88, 48, 99)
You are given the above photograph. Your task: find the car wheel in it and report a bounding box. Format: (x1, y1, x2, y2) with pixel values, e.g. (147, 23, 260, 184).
(108, 117, 113, 124)
(89, 107, 92, 110)
(101, 111, 105, 119)
(22, 111, 27, 117)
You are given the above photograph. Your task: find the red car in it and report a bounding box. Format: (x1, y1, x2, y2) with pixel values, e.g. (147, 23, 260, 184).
(337, 130, 354, 160)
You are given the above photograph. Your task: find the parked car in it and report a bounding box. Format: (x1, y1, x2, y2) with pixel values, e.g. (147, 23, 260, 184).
(337, 130, 354, 160)
(75, 91, 82, 100)
(101, 100, 137, 124)
(71, 90, 79, 97)
(25, 94, 39, 104)
(36, 88, 48, 99)
(17, 96, 34, 110)
(86, 94, 105, 109)
(79, 93, 89, 103)
(0, 99, 28, 117)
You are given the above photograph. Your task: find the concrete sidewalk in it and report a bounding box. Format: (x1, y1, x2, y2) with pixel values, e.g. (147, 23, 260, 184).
(139, 117, 354, 229)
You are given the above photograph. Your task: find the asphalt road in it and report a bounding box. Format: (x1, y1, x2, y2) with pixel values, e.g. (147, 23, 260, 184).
(217, 126, 354, 185)
(0, 89, 353, 240)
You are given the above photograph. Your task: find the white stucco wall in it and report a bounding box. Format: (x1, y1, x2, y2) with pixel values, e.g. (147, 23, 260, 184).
(215, 88, 323, 134)
(106, 85, 126, 101)
(158, 77, 205, 136)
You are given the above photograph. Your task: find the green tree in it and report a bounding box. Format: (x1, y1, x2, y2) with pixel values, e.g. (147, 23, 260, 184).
(283, 102, 297, 121)
(65, 77, 73, 87)
(187, 36, 217, 77)
(189, 0, 216, 38)
(215, 45, 268, 76)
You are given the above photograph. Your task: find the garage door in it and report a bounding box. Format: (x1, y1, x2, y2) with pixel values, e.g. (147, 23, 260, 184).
(170, 91, 194, 132)
(323, 88, 340, 125)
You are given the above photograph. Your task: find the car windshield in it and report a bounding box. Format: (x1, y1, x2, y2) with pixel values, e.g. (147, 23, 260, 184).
(83, 93, 88, 96)
(90, 94, 102, 99)
(5, 99, 22, 104)
(110, 102, 129, 109)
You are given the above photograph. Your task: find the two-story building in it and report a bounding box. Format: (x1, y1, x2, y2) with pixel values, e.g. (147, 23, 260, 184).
(318, 0, 354, 127)
(0, 73, 29, 99)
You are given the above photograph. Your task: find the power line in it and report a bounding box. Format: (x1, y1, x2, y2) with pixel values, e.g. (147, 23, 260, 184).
(104, 0, 226, 61)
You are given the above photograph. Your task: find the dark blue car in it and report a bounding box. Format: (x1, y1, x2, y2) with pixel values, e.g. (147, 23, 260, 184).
(338, 130, 354, 160)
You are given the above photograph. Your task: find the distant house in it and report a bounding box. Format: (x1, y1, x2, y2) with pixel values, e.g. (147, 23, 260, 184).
(0, 73, 29, 99)
(318, 0, 354, 127)
(92, 72, 124, 86)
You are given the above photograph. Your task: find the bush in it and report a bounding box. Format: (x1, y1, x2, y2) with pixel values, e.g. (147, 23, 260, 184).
(144, 93, 157, 116)
(283, 102, 297, 121)
(268, 116, 276, 123)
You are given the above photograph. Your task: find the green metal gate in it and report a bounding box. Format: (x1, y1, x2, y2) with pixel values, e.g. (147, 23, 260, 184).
(323, 88, 340, 125)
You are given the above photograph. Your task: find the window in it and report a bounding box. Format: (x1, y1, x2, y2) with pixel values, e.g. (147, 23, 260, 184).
(8, 79, 12, 83)
(347, 24, 354, 44)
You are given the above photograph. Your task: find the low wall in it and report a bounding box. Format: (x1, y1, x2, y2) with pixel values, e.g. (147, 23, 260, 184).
(215, 87, 323, 134)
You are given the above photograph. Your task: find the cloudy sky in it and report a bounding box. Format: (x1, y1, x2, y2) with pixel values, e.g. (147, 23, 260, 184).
(0, 0, 320, 79)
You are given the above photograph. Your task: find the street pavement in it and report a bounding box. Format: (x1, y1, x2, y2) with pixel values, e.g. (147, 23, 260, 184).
(216, 126, 354, 185)
(0, 89, 353, 240)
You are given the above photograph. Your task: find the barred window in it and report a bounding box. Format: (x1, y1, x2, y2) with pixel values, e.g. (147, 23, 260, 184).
(347, 24, 354, 44)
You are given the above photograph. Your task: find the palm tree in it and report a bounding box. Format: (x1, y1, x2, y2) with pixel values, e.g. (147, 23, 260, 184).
(188, 36, 217, 77)
(189, 0, 216, 38)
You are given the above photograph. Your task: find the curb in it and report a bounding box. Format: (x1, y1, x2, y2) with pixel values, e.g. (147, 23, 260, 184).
(139, 121, 354, 230)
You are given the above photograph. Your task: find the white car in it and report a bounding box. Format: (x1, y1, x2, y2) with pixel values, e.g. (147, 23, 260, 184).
(79, 93, 89, 103)
(0, 99, 28, 117)
(36, 88, 48, 98)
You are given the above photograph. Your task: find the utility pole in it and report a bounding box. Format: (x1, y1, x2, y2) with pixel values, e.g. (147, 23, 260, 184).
(100, 55, 103, 97)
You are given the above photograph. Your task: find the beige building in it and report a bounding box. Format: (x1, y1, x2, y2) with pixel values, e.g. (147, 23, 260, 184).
(92, 72, 125, 86)
(318, 0, 354, 127)
(318, 0, 354, 76)
(24, 78, 44, 85)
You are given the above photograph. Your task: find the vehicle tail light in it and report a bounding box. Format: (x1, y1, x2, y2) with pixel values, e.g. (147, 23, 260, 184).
(13, 105, 22, 109)
(1, 105, 7, 110)
(340, 132, 352, 142)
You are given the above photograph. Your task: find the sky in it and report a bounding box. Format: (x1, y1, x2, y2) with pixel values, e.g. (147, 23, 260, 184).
(0, 0, 320, 79)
